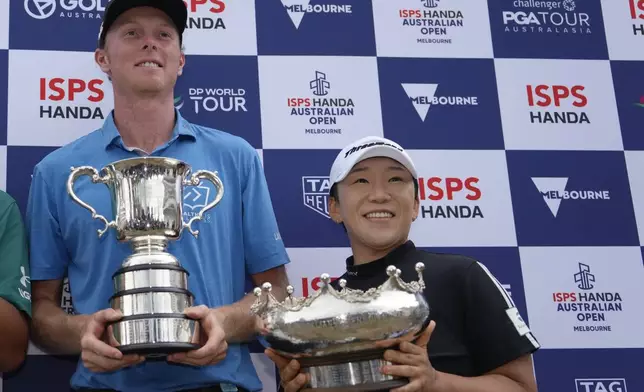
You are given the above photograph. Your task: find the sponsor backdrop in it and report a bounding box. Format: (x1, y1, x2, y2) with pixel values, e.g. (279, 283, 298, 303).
(1, 0, 644, 391)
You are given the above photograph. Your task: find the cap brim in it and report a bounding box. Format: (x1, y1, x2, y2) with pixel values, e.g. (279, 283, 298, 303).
(99, 0, 187, 46)
(335, 146, 418, 184)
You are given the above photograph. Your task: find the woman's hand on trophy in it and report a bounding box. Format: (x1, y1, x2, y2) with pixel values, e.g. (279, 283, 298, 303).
(167, 305, 228, 366)
(381, 320, 438, 392)
(80, 308, 145, 373)
(264, 349, 309, 392)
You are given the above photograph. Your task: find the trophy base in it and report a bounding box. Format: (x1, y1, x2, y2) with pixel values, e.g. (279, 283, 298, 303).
(110, 315, 199, 358)
(299, 352, 407, 391)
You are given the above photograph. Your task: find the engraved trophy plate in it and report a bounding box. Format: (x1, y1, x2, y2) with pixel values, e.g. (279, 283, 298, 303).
(251, 264, 431, 391)
(67, 156, 224, 357)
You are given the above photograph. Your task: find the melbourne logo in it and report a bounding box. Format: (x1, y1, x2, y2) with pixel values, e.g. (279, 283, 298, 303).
(575, 378, 628, 392)
(302, 176, 331, 218)
(417, 176, 483, 219)
(552, 263, 623, 333)
(526, 84, 590, 124)
(287, 71, 355, 136)
(502, 0, 591, 35)
(280, 0, 353, 29)
(531, 177, 610, 217)
(401, 83, 479, 122)
(184, 0, 226, 30)
(186, 87, 247, 114)
(398, 0, 464, 45)
(631, 0, 644, 35)
(24, 0, 106, 20)
(39, 77, 105, 120)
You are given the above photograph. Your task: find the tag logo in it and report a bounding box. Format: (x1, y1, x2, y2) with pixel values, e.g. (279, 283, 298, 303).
(302, 176, 331, 218)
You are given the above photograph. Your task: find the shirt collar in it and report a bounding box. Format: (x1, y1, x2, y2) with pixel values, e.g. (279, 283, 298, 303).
(345, 240, 417, 277)
(100, 108, 196, 151)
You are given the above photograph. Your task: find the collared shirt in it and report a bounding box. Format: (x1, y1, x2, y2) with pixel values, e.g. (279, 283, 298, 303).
(25, 110, 290, 392)
(334, 241, 540, 377)
(0, 191, 31, 318)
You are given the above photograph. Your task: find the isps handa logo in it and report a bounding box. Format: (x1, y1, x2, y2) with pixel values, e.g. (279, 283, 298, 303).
(398, 0, 465, 45)
(39, 77, 105, 120)
(552, 263, 623, 333)
(526, 84, 590, 125)
(301, 176, 331, 218)
(630, 0, 644, 36)
(184, 0, 226, 31)
(287, 71, 355, 136)
(417, 176, 483, 219)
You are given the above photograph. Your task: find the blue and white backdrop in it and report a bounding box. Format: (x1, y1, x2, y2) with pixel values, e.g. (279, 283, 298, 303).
(1, 0, 644, 391)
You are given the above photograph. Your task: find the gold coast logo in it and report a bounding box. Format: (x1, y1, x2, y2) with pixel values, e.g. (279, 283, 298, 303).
(286, 71, 355, 136)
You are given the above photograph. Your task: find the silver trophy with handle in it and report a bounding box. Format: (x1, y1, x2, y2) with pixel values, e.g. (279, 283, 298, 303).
(251, 264, 431, 391)
(67, 156, 224, 357)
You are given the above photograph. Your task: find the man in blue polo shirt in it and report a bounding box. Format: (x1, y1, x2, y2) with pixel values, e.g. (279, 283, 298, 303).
(25, 1, 290, 391)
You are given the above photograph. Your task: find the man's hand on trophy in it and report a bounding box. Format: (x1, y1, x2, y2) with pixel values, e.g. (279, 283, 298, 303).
(381, 320, 438, 392)
(80, 308, 144, 373)
(264, 349, 309, 392)
(167, 305, 228, 366)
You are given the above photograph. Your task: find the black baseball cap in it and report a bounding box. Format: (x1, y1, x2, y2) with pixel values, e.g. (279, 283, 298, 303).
(97, 0, 188, 48)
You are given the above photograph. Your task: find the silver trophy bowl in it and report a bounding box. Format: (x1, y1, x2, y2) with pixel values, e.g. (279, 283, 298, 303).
(67, 156, 224, 357)
(251, 263, 431, 391)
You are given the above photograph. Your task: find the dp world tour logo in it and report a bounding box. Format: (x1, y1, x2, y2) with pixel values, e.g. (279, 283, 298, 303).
(310, 71, 330, 96)
(302, 176, 331, 218)
(574, 262, 595, 290)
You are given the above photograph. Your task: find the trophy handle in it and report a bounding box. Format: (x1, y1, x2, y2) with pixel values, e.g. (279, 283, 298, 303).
(67, 166, 116, 238)
(182, 170, 224, 238)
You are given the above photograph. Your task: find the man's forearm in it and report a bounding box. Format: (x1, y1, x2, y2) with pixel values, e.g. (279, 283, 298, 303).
(213, 293, 266, 343)
(31, 299, 88, 355)
(214, 278, 289, 343)
(0, 299, 29, 372)
(435, 371, 534, 392)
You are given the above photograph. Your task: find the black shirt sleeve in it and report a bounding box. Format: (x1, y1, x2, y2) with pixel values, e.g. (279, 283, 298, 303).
(463, 260, 540, 375)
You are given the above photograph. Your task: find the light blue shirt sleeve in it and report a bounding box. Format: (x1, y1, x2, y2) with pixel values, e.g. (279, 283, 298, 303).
(26, 164, 69, 281)
(241, 148, 290, 275)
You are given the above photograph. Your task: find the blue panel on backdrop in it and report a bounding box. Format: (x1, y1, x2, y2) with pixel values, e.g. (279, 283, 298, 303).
(0, 50, 6, 146)
(421, 247, 530, 326)
(378, 57, 504, 150)
(487, 0, 609, 59)
(174, 55, 262, 148)
(256, 0, 376, 55)
(3, 355, 79, 392)
(533, 348, 644, 392)
(263, 149, 350, 248)
(506, 151, 639, 246)
(6, 146, 59, 216)
(611, 60, 644, 151)
(10, 0, 106, 51)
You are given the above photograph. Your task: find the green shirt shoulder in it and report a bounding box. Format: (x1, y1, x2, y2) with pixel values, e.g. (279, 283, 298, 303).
(0, 191, 31, 317)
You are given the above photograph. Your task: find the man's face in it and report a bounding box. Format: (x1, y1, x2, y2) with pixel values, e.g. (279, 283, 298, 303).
(329, 157, 419, 252)
(95, 7, 185, 95)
